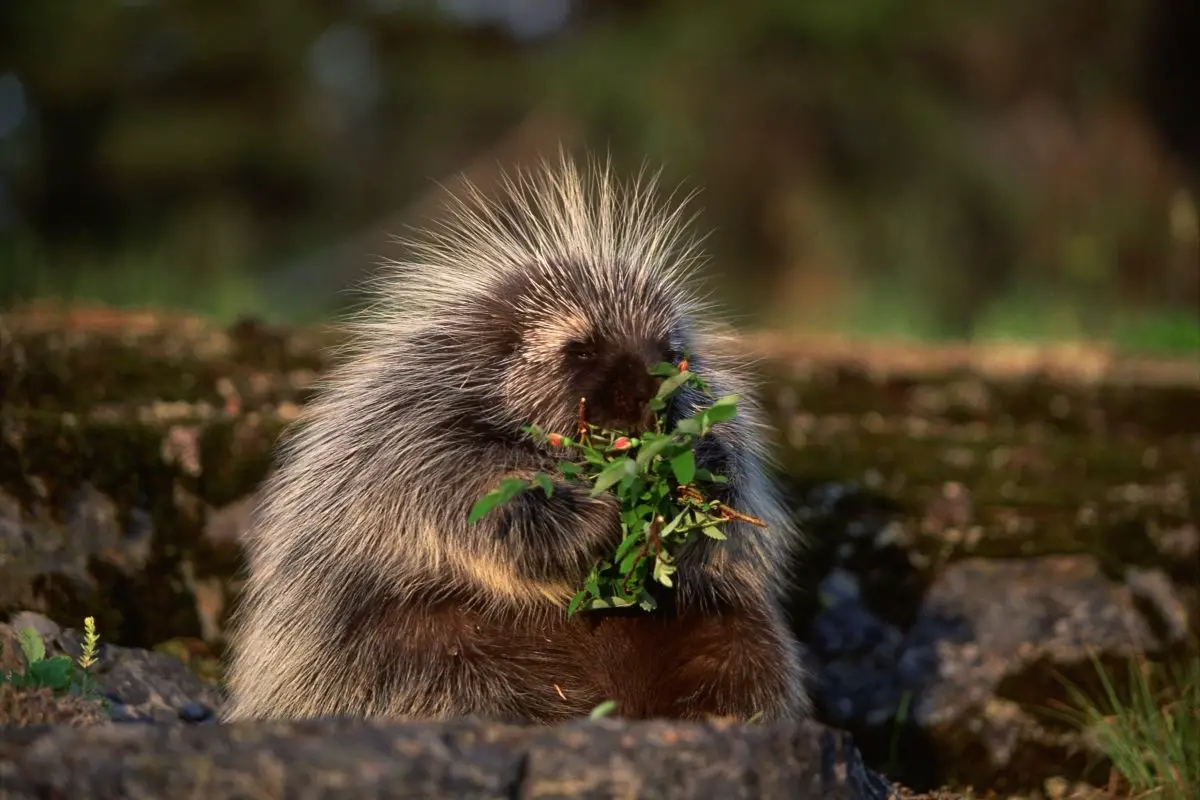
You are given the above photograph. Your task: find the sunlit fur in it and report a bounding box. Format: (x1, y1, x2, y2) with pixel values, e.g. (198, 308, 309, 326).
(221, 153, 810, 723)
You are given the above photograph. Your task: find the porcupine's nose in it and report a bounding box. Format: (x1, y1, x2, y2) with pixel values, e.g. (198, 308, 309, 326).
(592, 346, 665, 434)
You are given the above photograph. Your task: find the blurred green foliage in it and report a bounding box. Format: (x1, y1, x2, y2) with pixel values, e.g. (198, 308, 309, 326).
(0, 0, 1196, 352)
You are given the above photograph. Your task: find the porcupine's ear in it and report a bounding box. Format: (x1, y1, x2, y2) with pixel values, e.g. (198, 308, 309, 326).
(470, 271, 530, 362)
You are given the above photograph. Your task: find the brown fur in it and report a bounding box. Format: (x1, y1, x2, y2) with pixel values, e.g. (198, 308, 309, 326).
(324, 579, 801, 723)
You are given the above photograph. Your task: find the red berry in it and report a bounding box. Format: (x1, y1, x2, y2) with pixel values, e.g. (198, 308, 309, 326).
(612, 436, 632, 451)
(678, 358, 689, 372)
(548, 433, 564, 447)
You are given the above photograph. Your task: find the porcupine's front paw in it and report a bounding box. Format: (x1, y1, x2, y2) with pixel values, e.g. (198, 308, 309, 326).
(488, 471, 622, 581)
(691, 433, 736, 505)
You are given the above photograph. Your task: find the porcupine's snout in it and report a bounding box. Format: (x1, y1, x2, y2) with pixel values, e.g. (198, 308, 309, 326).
(587, 347, 666, 434)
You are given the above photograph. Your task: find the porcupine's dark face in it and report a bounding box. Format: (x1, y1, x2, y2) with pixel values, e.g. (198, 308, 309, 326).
(554, 326, 685, 434)
(483, 261, 691, 439)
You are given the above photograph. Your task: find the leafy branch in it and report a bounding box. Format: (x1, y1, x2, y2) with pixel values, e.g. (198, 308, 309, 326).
(469, 358, 765, 615)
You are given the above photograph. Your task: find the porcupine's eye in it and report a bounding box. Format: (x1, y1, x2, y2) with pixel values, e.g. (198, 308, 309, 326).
(562, 338, 597, 366)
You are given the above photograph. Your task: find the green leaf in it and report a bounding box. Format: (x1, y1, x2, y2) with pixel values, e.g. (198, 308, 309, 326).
(533, 473, 555, 497)
(567, 591, 586, 617)
(649, 361, 680, 378)
(499, 477, 533, 497)
(693, 469, 729, 485)
(580, 448, 609, 466)
(622, 476, 645, 502)
(588, 595, 635, 610)
(467, 477, 533, 524)
(614, 533, 643, 562)
(655, 370, 692, 402)
(673, 418, 701, 435)
(702, 394, 740, 425)
(659, 510, 687, 539)
(653, 558, 676, 587)
(670, 450, 696, 484)
(621, 507, 641, 530)
(635, 434, 676, 469)
(702, 524, 728, 540)
(558, 461, 581, 476)
(27, 656, 73, 691)
(467, 492, 504, 525)
(589, 699, 618, 719)
(636, 590, 658, 611)
(17, 628, 44, 665)
(591, 457, 635, 496)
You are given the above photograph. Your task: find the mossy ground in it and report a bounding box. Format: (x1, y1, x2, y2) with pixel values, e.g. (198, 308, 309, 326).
(2, 307, 1196, 795)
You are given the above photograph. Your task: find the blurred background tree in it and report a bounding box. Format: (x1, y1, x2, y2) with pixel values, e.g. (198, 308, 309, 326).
(0, 0, 1196, 350)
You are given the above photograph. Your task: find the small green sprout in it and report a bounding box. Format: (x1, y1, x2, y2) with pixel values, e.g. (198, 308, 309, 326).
(589, 700, 618, 719)
(2, 617, 104, 702)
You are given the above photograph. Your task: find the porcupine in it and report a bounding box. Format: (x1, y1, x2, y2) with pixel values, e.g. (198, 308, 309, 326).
(221, 153, 811, 724)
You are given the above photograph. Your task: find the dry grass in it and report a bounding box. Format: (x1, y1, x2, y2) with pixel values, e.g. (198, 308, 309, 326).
(0, 683, 109, 728)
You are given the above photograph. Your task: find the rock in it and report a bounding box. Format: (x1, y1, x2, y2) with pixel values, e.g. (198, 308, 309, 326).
(0, 409, 281, 650)
(0, 449, 206, 649)
(0, 612, 901, 797)
(0, 614, 225, 725)
(1151, 521, 1198, 562)
(0, 715, 897, 799)
(178, 701, 214, 723)
(0, 482, 155, 600)
(204, 493, 260, 547)
(0, 305, 333, 412)
(802, 537, 1195, 793)
(920, 482, 974, 537)
(0, 307, 314, 650)
(1124, 565, 1194, 641)
(904, 555, 1190, 791)
(7, 611, 61, 644)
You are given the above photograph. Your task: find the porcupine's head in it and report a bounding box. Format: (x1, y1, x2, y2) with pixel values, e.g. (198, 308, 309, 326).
(486, 254, 696, 438)
(369, 153, 716, 443)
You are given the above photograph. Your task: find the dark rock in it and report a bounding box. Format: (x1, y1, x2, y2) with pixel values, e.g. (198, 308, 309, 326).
(0, 716, 897, 800)
(0, 483, 153, 604)
(0, 451, 207, 650)
(796, 501, 1195, 795)
(178, 701, 213, 723)
(0, 409, 283, 650)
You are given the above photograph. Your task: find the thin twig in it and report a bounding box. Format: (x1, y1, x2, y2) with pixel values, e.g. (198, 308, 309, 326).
(677, 485, 767, 528)
(576, 396, 589, 442)
(622, 515, 663, 594)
